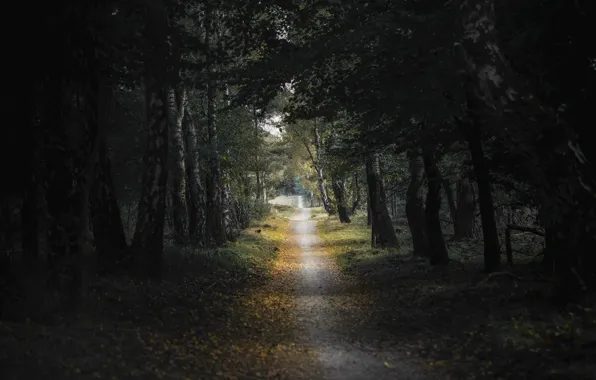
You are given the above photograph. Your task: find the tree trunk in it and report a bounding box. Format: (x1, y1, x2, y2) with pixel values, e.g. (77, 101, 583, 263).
(458, 0, 525, 273)
(454, 176, 475, 240)
(405, 150, 429, 257)
(442, 179, 457, 225)
(422, 151, 449, 265)
(21, 127, 44, 266)
(543, 220, 596, 305)
(366, 171, 372, 227)
(182, 108, 206, 245)
(222, 149, 240, 240)
(91, 132, 128, 273)
(131, 81, 169, 278)
(44, 76, 99, 307)
(350, 172, 361, 215)
(315, 167, 332, 214)
(21, 180, 41, 265)
(166, 86, 188, 245)
(312, 121, 332, 215)
(331, 176, 351, 223)
(365, 153, 399, 249)
(91, 83, 128, 273)
(457, 0, 596, 290)
(493, 189, 506, 229)
(253, 104, 261, 201)
(89, 81, 127, 267)
(204, 5, 226, 247)
(458, 118, 501, 272)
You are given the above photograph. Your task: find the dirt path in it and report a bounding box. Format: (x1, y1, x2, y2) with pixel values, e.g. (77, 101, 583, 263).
(288, 200, 431, 380)
(0, 197, 434, 380)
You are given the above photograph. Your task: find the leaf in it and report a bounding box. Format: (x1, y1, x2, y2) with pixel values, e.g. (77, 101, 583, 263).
(430, 360, 448, 367)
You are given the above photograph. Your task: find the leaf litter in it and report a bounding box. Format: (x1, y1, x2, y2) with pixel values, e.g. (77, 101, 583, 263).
(0, 215, 320, 380)
(317, 213, 596, 380)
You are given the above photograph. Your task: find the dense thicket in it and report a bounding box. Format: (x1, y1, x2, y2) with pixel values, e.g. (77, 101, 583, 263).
(1, 0, 594, 317)
(238, 0, 596, 304)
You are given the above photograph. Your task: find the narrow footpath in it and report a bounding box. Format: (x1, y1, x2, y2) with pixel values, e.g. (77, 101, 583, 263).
(0, 196, 433, 380)
(288, 197, 430, 380)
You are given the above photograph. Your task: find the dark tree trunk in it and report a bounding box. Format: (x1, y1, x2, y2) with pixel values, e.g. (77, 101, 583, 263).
(457, 0, 596, 286)
(21, 122, 44, 266)
(493, 189, 506, 229)
(315, 167, 332, 214)
(365, 153, 399, 249)
(312, 121, 333, 215)
(21, 182, 41, 265)
(442, 179, 457, 225)
(405, 150, 429, 257)
(366, 193, 372, 226)
(253, 104, 262, 201)
(543, 220, 596, 305)
(458, 118, 501, 272)
(166, 86, 188, 245)
(222, 151, 240, 240)
(182, 109, 206, 245)
(331, 176, 351, 223)
(454, 176, 475, 240)
(91, 133, 128, 273)
(422, 151, 449, 265)
(350, 173, 361, 215)
(131, 81, 169, 278)
(366, 166, 372, 227)
(204, 5, 226, 247)
(90, 81, 128, 274)
(44, 76, 99, 307)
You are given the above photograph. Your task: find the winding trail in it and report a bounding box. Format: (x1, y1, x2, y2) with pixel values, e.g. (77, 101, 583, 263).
(283, 196, 429, 380)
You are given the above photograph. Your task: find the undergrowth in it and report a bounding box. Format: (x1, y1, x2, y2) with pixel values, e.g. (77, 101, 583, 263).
(317, 212, 596, 380)
(270, 204, 295, 219)
(164, 218, 286, 286)
(0, 210, 293, 380)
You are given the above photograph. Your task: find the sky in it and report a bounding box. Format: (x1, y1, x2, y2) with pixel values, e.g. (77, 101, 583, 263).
(261, 114, 283, 137)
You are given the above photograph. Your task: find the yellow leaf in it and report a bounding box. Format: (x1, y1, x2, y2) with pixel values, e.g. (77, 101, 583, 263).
(430, 360, 448, 367)
(384, 361, 392, 368)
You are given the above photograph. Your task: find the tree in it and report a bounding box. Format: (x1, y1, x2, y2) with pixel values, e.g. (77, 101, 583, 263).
(166, 86, 189, 244)
(422, 151, 449, 265)
(453, 174, 475, 240)
(182, 107, 207, 244)
(366, 153, 399, 249)
(204, 4, 227, 247)
(331, 176, 351, 223)
(405, 150, 429, 256)
(91, 82, 128, 273)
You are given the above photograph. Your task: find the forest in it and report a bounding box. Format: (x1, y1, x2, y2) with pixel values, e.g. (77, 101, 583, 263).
(1, 0, 595, 379)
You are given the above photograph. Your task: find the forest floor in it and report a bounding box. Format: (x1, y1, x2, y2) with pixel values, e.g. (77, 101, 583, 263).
(1, 203, 318, 379)
(316, 208, 596, 380)
(287, 204, 432, 380)
(1, 199, 595, 379)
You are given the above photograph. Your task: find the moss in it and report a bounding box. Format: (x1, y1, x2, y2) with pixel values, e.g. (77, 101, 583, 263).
(270, 204, 296, 219)
(317, 212, 413, 280)
(164, 215, 289, 283)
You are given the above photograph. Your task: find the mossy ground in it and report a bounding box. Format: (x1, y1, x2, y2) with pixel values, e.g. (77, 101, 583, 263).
(2, 206, 594, 380)
(317, 211, 596, 380)
(0, 206, 319, 380)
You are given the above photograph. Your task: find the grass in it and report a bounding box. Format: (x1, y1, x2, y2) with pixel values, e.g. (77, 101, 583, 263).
(317, 211, 410, 278)
(270, 204, 296, 219)
(315, 211, 596, 380)
(0, 211, 294, 380)
(164, 216, 288, 285)
(317, 212, 374, 270)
